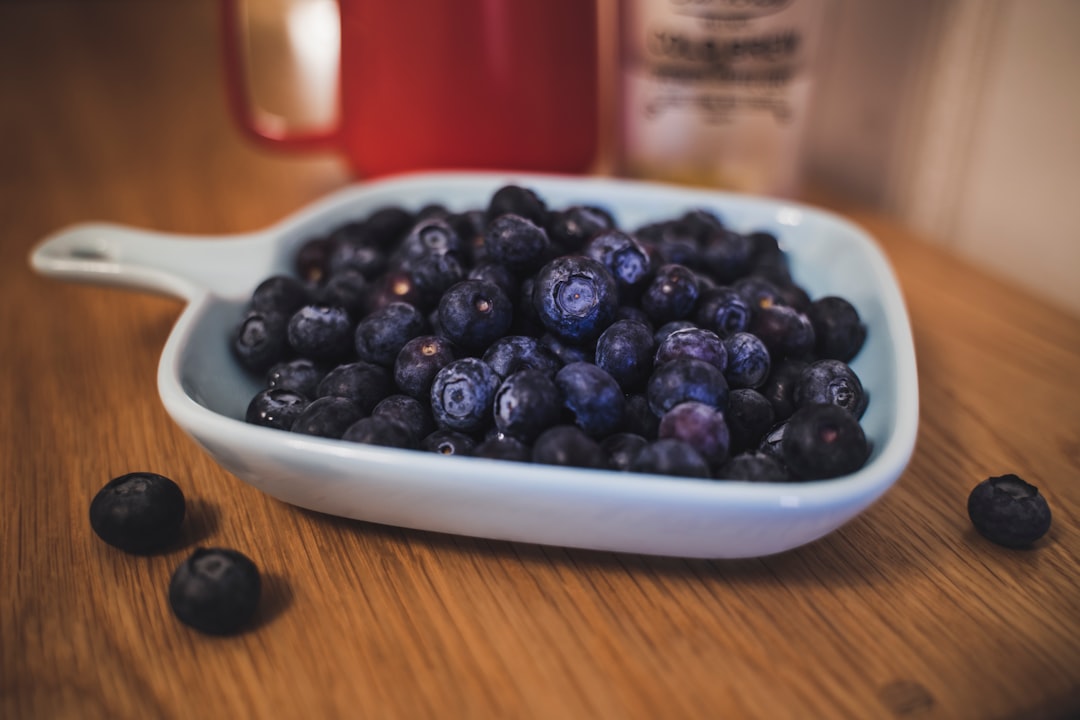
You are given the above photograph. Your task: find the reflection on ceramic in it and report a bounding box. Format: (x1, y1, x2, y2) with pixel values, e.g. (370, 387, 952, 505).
(30, 172, 918, 558)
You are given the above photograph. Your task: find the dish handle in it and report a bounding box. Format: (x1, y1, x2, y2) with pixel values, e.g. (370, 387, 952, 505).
(29, 222, 274, 302)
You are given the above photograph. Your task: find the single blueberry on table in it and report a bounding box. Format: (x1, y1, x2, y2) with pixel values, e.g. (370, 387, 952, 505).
(532, 425, 609, 470)
(437, 279, 514, 355)
(532, 255, 619, 345)
(287, 304, 354, 363)
(967, 474, 1052, 548)
(494, 369, 564, 443)
(646, 357, 729, 418)
(89, 472, 185, 554)
(245, 388, 309, 431)
(640, 264, 700, 325)
(394, 335, 456, 400)
(420, 429, 477, 456)
(290, 396, 364, 439)
(594, 319, 655, 392)
(655, 327, 727, 372)
(781, 404, 869, 480)
(354, 301, 427, 367)
(232, 310, 290, 374)
(807, 296, 867, 362)
(795, 359, 869, 419)
(483, 213, 552, 276)
(556, 362, 625, 439)
(168, 547, 261, 635)
(316, 361, 392, 414)
(629, 439, 711, 479)
(430, 358, 501, 434)
(657, 401, 731, 468)
(722, 331, 771, 389)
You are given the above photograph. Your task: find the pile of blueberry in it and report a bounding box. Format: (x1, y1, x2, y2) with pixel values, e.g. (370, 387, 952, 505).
(232, 185, 873, 482)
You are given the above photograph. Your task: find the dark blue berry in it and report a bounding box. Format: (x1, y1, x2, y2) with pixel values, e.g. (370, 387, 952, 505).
(539, 332, 594, 366)
(473, 435, 532, 462)
(621, 394, 660, 440)
(371, 394, 435, 443)
(294, 235, 334, 284)
(494, 369, 563, 443)
(250, 275, 312, 317)
(601, 433, 649, 471)
(484, 214, 551, 276)
(482, 336, 562, 379)
(750, 304, 815, 359)
(232, 310, 289, 373)
(646, 357, 729, 417)
(782, 404, 869, 480)
(316, 269, 368, 318)
(723, 331, 771, 389)
(640, 264, 700, 324)
(420, 429, 476, 456)
(807, 296, 867, 362)
(354, 301, 427, 367)
(287, 305, 354, 362)
(657, 401, 730, 468)
(715, 452, 789, 482)
(468, 262, 519, 299)
(653, 320, 697, 347)
(733, 275, 784, 311)
(342, 416, 417, 449)
(701, 231, 754, 283)
(168, 547, 260, 635)
(583, 229, 652, 299)
(89, 472, 185, 554)
(486, 184, 549, 227)
(726, 388, 776, 455)
(430, 358, 501, 434)
(967, 474, 1052, 548)
(291, 396, 364, 439)
(266, 358, 324, 399)
(761, 357, 808, 421)
(400, 250, 466, 311)
(397, 217, 464, 262)
(532, 425, 609, 469)
(795, 359, 869, 419)
(532, 255, 618, 344)
(394, 335, 456, 400)
(594, 319, 655, 392)
(655, 327, 727, 371)
(630, 439, 710, 479)
(695, 287, 751, 338)
(437, 280, 514, 355)
(245, 388, 309, 430)
(328, 239, 387, 282)
(316, 361, 392, 414)
(547, 205, 615, 252)
(555, 362, 625, 438)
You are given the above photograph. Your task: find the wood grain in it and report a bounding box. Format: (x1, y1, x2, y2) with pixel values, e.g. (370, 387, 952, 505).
(2, 2, 1078, 719)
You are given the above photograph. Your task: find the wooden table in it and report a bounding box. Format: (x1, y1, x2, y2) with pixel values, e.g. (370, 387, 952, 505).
(3, 2, 1078, 719)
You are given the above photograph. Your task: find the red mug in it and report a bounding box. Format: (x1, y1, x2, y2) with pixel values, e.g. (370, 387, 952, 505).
(221, 0, 600, 178)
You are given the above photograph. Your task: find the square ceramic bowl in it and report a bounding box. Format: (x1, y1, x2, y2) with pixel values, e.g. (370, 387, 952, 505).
(30, 172, 918, 558)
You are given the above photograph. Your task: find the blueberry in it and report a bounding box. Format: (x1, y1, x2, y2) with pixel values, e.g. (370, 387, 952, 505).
(653, 320, 697, 347)
(430, 358, 501, 434)
(749, 304, 815, 359)
(400, 250, 466, 311)
(232, 310, 290, 373)
(555, 362, 625, 438)
(760, 357, 808, 421)
(486, 184, 549, 227)
(795, 359, 869, 419)
(168, 547, 261, 635)
(468, 262, 519, 300)
(354, 301, 427, 367)
(695, 287, 751, 338)
(394, 335, 456, 400)
(420, 429, 477, 456)
(726, 388, 776, 455)
(657, 401, 730, 468)
(316, 361, 392, 414)
(621, 394, 660, 440)
(266, 358, 324, 399)
(362, 205, 415, 249)
(245, 388, 309, 430)
(733, 275, 783, 311)
(640, 264, 700, 325)
(807, 296, 867, 362)
(294, 235, 334, 284)
(342, 416, 417, 449)
(473, 435, 532, 462)
(758, 421, 788, 461)
(396, 217, 464, 262)
(437, 280, 514, 355)
(89, 472, 185, 554)
(533, 255, 619, 344)
(782, 404, 869, 480)
(646, 357, 729, 417)
(747, 233, 791, 284)
(484, 214, 552, 276)
(371, 394, 435, 443)
(615, 304, 653, 328)
(715, 452, 789, 482)
(327, 239, 386, 282)
(547, 205, 615, 252)
(583, 229, 652, 299)
(481, 336, 561, 379)
(315, 269, 368, 318)
(967, 474, 1052, 548)
(629, 439, 710, 479)
(494, 369, 564, 443)
(655, 327, 727, 372)
(539, 332, 594, 366)
(722, 331, 771, 389)
(594, 319, 655, 392)
(678, 208, 726, 240)
(701, 231, 754, 284)
(531, 425, 609, 469)
(250, 275, 312, 317)
(367, 268, 425, 312)
(601, 433, 649, 471)
(291, 396, 364, 439)
(287, 305, 354, 362)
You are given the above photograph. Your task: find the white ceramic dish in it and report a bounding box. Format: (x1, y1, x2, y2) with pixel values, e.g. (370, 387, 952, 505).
(30, 172, 918, 558)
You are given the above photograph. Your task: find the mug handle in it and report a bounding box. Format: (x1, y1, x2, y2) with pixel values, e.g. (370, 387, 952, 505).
(219, 0, 341, 151)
